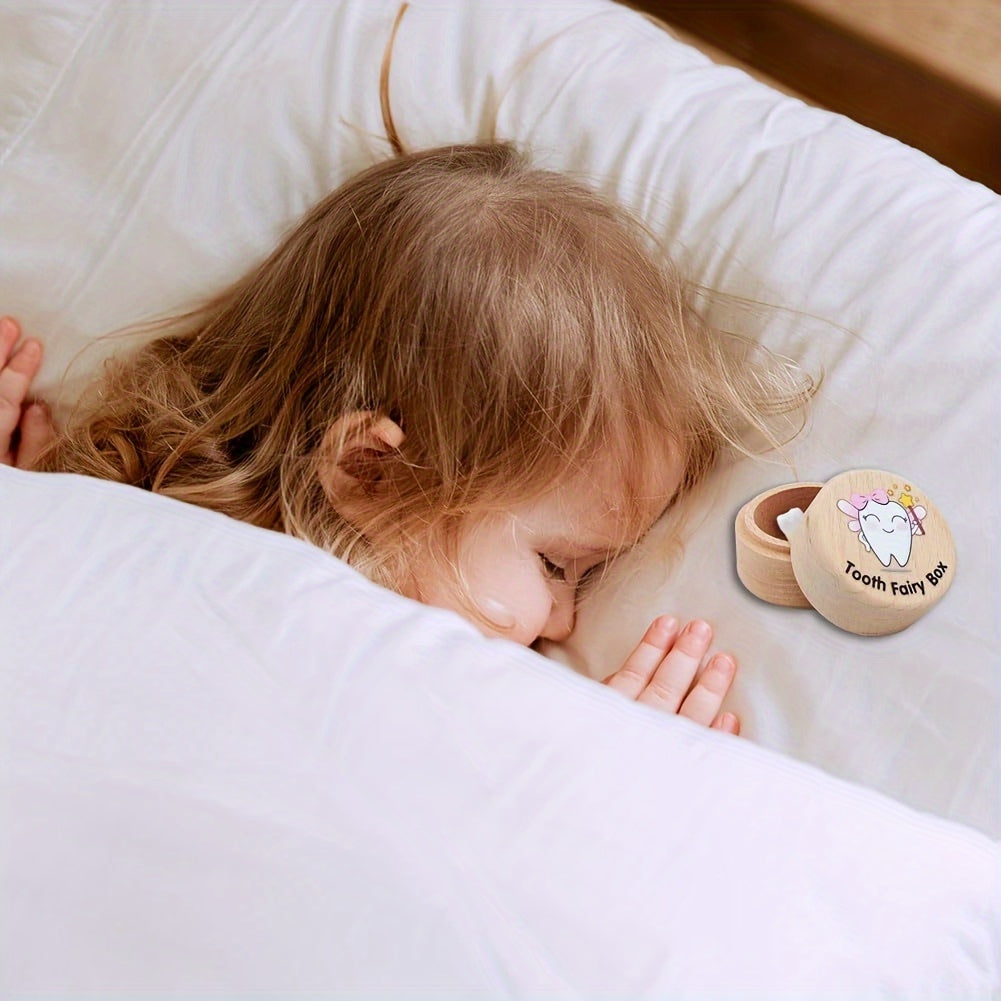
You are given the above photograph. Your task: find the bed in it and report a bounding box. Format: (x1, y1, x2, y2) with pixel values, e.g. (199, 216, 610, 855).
(2, 0, 999, 995)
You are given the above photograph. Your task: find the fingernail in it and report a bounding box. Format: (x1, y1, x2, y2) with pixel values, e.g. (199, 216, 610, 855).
(711, 653, 735, 675)
(20, 338, 41, 358)
(656, 615, 678, 635)
(689, 619, 711, 640)
(0, 316, 15, 336)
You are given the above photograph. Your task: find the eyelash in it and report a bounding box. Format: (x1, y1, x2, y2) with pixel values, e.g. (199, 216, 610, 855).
(537, 554, 605, 589)
(538, 554, 568, 582)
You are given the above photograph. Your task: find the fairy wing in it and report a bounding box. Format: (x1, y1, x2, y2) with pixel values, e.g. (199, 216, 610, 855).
(837, 499, 860, 531)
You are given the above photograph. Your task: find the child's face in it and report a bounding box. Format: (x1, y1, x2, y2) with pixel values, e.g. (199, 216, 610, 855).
(407, 444, 683, 646)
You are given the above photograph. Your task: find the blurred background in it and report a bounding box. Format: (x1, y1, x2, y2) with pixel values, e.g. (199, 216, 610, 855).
(632, 0, 1001, 193)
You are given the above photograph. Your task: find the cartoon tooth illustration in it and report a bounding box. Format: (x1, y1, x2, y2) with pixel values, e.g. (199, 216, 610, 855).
(837, 489, 927, 568)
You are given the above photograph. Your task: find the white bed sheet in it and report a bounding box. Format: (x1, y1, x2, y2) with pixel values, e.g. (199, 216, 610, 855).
(2, 0, 1000, 994)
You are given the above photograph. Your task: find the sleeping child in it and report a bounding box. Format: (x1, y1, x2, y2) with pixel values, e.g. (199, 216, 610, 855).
(0, 142, 813, 734)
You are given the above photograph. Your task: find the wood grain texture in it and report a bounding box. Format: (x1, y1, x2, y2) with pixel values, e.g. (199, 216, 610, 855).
(635, 0, 1001, 192)
(787, 470, 956, 636)
(735, 482, 823, 608)
(736, 471, 956, 635)
(801, 0, 1001, 102)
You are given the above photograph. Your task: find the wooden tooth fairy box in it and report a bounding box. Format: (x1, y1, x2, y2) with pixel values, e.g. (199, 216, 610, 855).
(735, 469, 956, 636)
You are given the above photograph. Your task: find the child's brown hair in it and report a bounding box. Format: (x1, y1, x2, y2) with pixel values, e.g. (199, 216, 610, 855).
(40, 142, 811, 594)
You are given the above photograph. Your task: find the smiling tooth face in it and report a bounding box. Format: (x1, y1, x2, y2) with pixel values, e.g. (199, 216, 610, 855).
(857, 499, 913, 567)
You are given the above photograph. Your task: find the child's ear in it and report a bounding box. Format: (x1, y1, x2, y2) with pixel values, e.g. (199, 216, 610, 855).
(319, 411, 405, 525)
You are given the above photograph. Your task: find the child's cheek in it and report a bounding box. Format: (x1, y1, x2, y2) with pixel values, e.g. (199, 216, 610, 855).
(471, 573, 553, 647)
(476, 597, 518, 633)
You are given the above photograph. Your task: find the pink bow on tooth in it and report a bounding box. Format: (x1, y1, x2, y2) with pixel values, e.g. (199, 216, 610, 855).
(849, 489, 889, 510)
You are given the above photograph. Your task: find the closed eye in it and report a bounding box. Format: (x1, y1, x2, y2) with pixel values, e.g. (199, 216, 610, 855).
(539, 553, 610, 592)
(538, 553, 568, 582)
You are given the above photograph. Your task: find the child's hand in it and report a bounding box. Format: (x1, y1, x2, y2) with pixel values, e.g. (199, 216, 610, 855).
(1, 316, 55, 469)
(604, 616, 741, 734)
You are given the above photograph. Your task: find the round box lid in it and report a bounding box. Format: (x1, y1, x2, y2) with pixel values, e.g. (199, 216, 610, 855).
(783, 469, 956, 636)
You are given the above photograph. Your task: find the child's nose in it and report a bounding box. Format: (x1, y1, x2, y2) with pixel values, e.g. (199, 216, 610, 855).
(540, 591, 576, 642)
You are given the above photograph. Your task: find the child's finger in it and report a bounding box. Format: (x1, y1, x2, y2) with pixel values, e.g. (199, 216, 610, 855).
(16, 402, 55, 470)
(0, 315, 21, 366)
(711, 711, 741, 736)
(603, 615, 680, 699)
(0, 325, 44, 465)
(634, 619, 713, 714)
(678, 653, 737, 727)
(0, 335, 43, 419)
